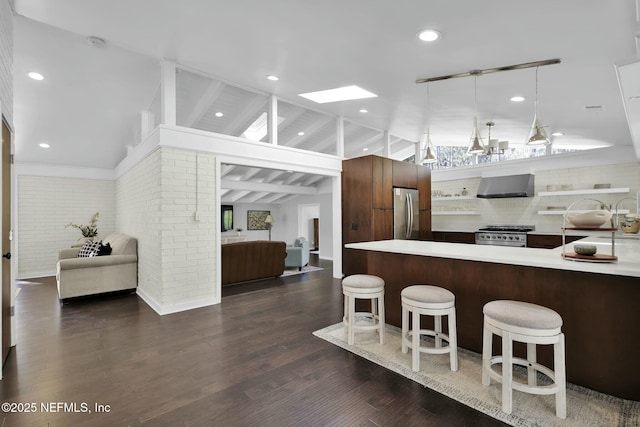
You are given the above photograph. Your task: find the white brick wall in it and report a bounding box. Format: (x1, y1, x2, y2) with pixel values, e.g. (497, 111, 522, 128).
(158, 148, 217, 310)
(0, 0, 14, 125)
(116, 147, 218, 314)
(432, 162, 640, 233)
(17, 176, 116, 278)
(115, 149, 162, 305)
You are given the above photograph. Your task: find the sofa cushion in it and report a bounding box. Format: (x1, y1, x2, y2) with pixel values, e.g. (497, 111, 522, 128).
(77, 241, 100, 258)
(294, 237, 306, 247)
(102, 233, 138, 256)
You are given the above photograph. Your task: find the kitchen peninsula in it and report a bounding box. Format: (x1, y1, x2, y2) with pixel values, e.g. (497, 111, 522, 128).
(345, 237, 640, 401)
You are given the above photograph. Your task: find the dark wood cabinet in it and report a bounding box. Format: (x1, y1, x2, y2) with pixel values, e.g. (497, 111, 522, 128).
(342, 155, 432, 275)
(372, 156, 392, 209)
(527, 234, 586, 249)
(432, 231, 476, 244)
(372, 209, 393, 240)
(392, 159, 417, 189)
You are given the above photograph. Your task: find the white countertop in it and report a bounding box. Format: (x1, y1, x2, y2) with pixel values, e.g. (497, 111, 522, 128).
(346, 236, 640, 277)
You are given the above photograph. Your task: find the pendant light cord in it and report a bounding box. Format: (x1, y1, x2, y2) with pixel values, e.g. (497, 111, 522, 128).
(474, 75, 478, 115)
(426, 83, 430, 137)
(535, 66, 539, 116)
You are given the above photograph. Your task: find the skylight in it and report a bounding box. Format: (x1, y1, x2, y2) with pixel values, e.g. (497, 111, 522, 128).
(298, 85, 377, 104)
(241, 112, 285, 141)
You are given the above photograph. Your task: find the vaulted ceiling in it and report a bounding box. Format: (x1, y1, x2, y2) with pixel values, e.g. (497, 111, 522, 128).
(10, 1, 640, 204)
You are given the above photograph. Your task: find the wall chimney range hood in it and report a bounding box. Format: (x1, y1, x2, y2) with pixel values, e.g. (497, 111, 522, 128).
(476, 174, 535, 199)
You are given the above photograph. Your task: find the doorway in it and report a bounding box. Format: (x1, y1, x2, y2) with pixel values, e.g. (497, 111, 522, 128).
(2, 118, 12, 365)
(298, 204, 320, 251)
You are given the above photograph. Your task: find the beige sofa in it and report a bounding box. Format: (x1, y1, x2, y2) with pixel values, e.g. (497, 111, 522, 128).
(56, 233, 138, 301)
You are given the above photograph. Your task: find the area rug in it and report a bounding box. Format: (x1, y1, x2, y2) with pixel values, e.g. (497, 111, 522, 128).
(313, 322, 640, 427)
(280, 265, 323, 277)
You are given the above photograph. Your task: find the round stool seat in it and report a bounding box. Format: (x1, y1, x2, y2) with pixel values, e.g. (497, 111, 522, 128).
(402, 285, 454, 308)
(342, 274, 385, 289)
(482, 300, 566, 419)
(342, 275, 385, 345)
(401, 285, 458, 372)
(484, 300, 562, 332)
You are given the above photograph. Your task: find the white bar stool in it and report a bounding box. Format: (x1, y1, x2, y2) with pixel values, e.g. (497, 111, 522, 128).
(401, 285, 458, 372)
(482, 300, 566, 419)
(342, 274, 385, 345)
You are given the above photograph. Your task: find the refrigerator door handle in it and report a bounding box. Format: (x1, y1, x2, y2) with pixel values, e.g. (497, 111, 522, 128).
(406, 193, 413, 239)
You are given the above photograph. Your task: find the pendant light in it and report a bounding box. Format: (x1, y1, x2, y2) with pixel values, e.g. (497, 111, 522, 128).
(421, 83, 437, 164)
(526, 67, 551, 146)
(467, 74, 485, 155)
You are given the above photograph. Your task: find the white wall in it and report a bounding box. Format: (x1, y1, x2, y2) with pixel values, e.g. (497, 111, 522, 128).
(0, 0, 13, 127)
(280, 192, 333, 260)
(226, 202, 280, 241)
(16, 175, 116, 278)
(115, 149, 163, 306)
(432, 162, 640, 233)
(116, 147, 219, 315)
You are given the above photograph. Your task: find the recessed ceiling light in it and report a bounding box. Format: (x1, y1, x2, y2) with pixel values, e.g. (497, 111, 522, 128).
(362, 147, 369, 152)
(297, 131, 305, 136)
(299, 85, 378, 104)
(28, 72, 44, 81)
(510, 96, 525, 102)
(359, 109, 368, 113)
(551, 132, 564, 136)
(215, 112, 224, 117)
(39, 143, 50, 148)
(266, 75, 279, 81)
(417, 29, 441, 42)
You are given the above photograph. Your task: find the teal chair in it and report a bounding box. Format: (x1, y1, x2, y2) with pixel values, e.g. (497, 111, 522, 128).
(285, 237, 310, 270)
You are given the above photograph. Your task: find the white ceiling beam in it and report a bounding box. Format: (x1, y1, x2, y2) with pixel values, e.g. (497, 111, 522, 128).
(220, 164, 237, 178)
(244, 191, 270, 203)
(221, 179, 318, 195)
(222, 96, 268, 136)
(312, 123, 363, 154)
(184, 80, 224, 128)
(224, 190, 252, 203)
(286, 115, 334, 149)
(274, 105, 307, 142)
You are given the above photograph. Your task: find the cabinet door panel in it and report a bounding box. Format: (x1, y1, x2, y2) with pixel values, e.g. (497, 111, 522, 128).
(418, 210, 432, 240)
(417, 166, 431, 211)
(373, 209, 393, 240)
(373, 156, 393, 209)
(392, 160, 417, 189)
(342, 157, 373, 243)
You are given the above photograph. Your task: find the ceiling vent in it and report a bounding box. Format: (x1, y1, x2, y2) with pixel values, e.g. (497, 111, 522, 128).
(584, 105, 604, 112)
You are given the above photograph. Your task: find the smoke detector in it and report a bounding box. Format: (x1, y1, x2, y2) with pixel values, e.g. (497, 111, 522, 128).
(87, 36, 106, 48)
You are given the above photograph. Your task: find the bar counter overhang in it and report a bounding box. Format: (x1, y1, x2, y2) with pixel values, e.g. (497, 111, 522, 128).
(345, 238, 640, 401)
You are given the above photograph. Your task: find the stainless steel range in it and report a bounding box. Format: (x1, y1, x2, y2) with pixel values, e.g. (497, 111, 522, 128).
(475, 225, 535, 247)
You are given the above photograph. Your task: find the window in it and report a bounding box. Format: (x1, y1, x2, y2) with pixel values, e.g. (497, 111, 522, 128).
(221, 205, 234, 232)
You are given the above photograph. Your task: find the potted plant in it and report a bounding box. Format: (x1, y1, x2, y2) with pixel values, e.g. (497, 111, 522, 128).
(66, 212, 100, 241)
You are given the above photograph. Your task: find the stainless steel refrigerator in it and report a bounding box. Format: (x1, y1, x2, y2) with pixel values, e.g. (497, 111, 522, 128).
(393, 187, 419, 240)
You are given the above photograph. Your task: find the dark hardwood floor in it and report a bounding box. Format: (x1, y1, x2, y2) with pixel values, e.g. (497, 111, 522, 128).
(0, 255, 507, 426)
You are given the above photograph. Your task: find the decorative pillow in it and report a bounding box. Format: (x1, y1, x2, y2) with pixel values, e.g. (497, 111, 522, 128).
(77, 241, 101, 258)
(294, 237, 306, 247)
(97, 242, 112, 256)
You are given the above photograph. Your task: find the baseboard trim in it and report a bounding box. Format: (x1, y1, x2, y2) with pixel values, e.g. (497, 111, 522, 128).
(136, 287, 221, 315)
(17, 271, 56, 280)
